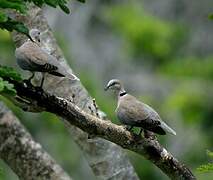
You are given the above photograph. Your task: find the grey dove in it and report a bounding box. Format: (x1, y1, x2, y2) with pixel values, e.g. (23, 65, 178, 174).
(105, 79, 176, 136)
(15, 28, 79, 88)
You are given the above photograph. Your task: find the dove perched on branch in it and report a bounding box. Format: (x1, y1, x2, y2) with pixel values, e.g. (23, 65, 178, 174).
(105, 79, 176, 136)
(15, 29, 79, 88)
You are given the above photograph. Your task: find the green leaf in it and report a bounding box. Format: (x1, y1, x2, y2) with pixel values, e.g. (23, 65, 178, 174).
(59, 4, 70, 14)
(0, 77, 16, 96)
(0, 66, 22, 81)
(0, 11, 8, 22)
(0, 17, 30, 37)
(76, 0, 85, 3)
(45, 0, 57, 8)
(0, 0, 27, 14)
(208, 14, 213, 20)
(31, 0, 44, 8)
(3, 80, 16, 95)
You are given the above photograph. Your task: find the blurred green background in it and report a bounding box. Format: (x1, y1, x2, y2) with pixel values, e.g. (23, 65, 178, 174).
(0, 0, 213, 179)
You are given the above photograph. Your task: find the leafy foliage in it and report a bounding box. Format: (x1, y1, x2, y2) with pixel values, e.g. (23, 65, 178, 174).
(0, 66, 22, 82)
(0, 0, 85, 37)
(105, 4, 186, 64)
(0, 0, 27, 14)
(0, 66, 23, 95)
(0, 17, 30, 38)
(0, 77, 16, 95)
(197, 150, 213, 172)
(25, 0, 70, 14)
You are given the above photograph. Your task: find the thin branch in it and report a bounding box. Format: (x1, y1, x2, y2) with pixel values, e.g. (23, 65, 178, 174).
(0, 102, 72, 180)
(2, 76, 196, 180)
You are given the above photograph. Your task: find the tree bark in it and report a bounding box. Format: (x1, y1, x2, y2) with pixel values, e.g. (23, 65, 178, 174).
(9, 4, 139, 180)
(0, 102, 72, 180)
(2, 77, 196, 180)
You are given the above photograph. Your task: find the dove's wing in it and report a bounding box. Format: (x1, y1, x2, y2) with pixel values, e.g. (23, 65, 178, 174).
(117, 95, 159, 126)
(20, 41, 59, 72)
(16, 41, 79, 80)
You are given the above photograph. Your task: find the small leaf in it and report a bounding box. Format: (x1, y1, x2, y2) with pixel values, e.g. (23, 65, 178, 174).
(0, 0, 27, 14)
(0, 11, 8, 22)
(25, 0, 45, 7)
(76, 0, 85, 3)
(0, 77, 16, 96)
(0, 17, 30, 38)
(45, 0, 57, 8)
(0, 66, 22, 81)
(3, 80, 16, 95)
(59, 4, 70, 14)
(12, 21, 29, 35)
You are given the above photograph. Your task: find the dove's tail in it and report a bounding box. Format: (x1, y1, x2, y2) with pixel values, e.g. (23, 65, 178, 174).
(49, 69, 79, 81)
(160, 121, 176, 135)
(49, 71, 65, 77)
(47, 62, 79, 81)
(63, 71, 79, 81)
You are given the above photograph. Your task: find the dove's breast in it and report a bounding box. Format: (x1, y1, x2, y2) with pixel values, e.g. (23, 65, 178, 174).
(15, 49, 30, 70)
(116, 95, 141, 126)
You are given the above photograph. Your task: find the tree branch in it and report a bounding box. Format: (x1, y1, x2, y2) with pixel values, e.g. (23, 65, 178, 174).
(0, 102, 72, 180)
(2, 76, 196, 180)
(8, 4, 139, 179)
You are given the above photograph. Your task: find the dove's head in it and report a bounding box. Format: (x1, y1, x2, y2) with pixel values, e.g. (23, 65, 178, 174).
(105, 79, 124, 92)
(29, 29, 41, 43)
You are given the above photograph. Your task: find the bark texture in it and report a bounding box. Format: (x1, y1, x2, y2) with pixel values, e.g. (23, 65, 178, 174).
(9, 4, 139, 180)
(2, 77, 196, 180)
(0, 102, 71, 180)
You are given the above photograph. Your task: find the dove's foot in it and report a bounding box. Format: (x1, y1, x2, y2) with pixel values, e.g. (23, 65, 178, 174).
(144, 130, 156, 140)
(35, 86, 44, 93)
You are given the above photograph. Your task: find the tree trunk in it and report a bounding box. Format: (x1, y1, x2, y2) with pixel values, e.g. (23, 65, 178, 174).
(10, 4, 139, 180)
(0, 102, 72, 180)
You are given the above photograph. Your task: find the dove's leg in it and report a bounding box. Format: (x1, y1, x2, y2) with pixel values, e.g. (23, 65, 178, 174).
(40, 73, 46, 88)
(144, 130, 156, 139)
(28, 72, 35, 82)
(23, 72, 35, 86)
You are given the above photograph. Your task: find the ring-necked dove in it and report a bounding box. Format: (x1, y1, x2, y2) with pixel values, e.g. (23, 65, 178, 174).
(105, 79, 176, 136)
(15, 28, 79, 88)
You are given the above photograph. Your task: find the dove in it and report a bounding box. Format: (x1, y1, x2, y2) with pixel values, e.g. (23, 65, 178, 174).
(15, 28, 79, 88)
(105, 79, 176, 136)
